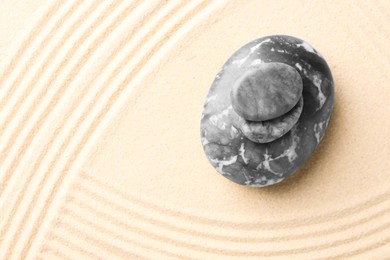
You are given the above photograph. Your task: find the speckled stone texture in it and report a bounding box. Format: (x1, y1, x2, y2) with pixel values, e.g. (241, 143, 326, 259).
(200, 35, 334, 187)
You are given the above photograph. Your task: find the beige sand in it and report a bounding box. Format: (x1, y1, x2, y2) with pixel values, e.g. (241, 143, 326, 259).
(0, 0, 389, 259)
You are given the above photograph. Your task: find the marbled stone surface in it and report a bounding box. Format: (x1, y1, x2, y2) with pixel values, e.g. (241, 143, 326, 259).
(230, 62, 303, 121)
(200, 35, 334, 187)
(239, 96, 303, 143)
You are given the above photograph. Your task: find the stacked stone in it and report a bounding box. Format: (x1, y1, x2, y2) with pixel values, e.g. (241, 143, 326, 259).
(231, 62, 304, 143)
(200, 35, 335, 187)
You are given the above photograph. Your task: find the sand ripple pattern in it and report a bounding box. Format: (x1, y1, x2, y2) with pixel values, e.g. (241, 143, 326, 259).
(0, 0, 389, 259)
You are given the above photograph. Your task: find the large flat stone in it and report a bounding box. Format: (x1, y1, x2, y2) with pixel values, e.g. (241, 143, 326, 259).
(200, 35, 335, 187)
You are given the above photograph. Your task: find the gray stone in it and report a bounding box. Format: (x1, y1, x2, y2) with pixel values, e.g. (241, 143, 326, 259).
(239, 96, 303, 143)
(231, 62, 303, 121)
(200, 35, 334, 187)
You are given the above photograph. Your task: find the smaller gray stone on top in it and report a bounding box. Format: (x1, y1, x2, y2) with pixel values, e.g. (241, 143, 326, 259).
(239, 96, 304, 143)
(230, 62, 303, 121)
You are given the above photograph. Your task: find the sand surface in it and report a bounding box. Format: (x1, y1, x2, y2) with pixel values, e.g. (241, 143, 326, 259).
(0, 0, 389, 259)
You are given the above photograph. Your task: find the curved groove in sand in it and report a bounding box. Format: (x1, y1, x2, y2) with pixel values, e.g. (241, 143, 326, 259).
(42, 1, 390, 258)
(0, 0, 83, 192)
(20, 4, 215, 258)
(65, 175, 390, 257)
(325, 235, 390, 259)
(54, 219, 149, 259)
(1, 1, 179, 256)
(75, 173, 390, 243)
(0, 0, 141, 257)
(0, 0, 388, 259)
(0, 1, 84, 117)
(0, 0, 63, 100)
(0, 0, 105, 203)
(0, 1, 219, 258)
(0, 0, 145, 237)
(0, 0, 185, 220)
(82, 171, 390, 230)
(59, 207, 181, 258)
(44, 232, 102, 260)
(0, 0, 117, 193)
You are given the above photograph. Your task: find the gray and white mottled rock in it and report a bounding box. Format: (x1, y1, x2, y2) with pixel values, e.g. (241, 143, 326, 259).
(239, 96, 303, 143)
(231, 62, 303, 121)
(200, 35, 334, 187)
